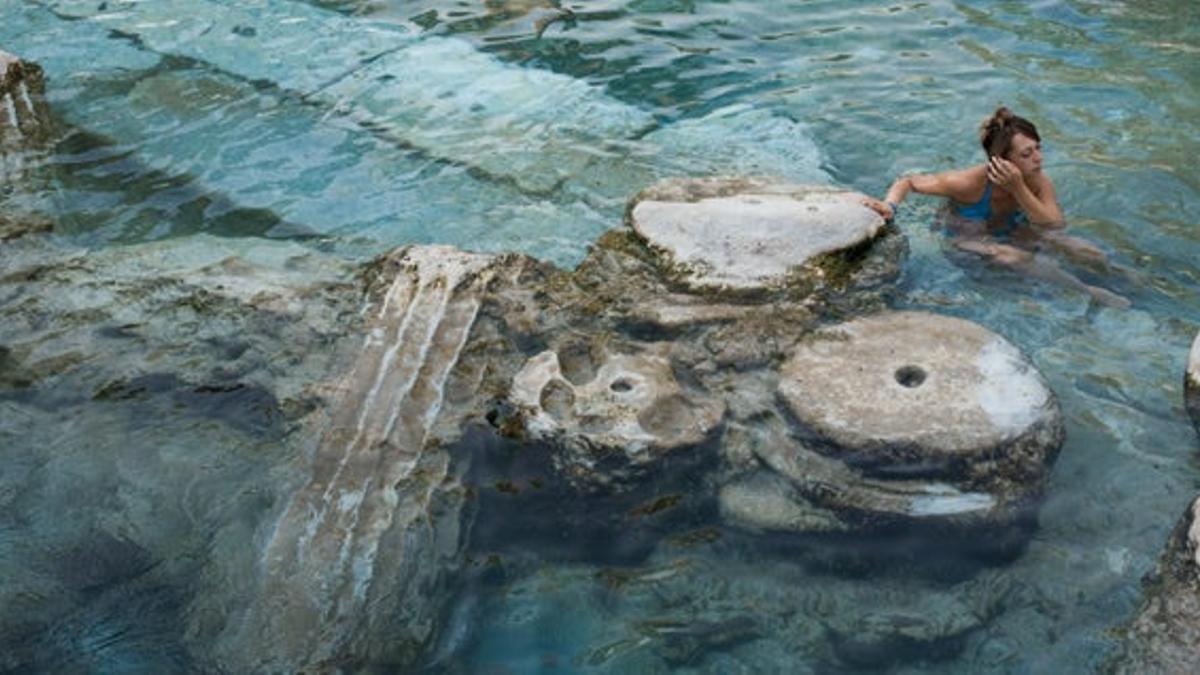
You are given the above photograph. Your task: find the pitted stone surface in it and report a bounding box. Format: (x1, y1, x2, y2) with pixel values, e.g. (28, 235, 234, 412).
(778, 311, 1061, 478)
(1188, 331, 1199, 434)
(629, 177, 885, 292)
(510, 344, 725, 487)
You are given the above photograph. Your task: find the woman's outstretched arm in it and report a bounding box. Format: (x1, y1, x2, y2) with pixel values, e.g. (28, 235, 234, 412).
(862, 166, 982, 221)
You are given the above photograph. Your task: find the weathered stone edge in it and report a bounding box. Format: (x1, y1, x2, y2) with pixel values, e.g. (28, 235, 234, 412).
(1108, 496, 1200, 673)
(1186, 331, 1199, 434)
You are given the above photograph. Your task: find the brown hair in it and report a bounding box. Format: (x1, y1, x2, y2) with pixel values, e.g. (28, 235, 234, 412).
(979, 107, 1040, 159)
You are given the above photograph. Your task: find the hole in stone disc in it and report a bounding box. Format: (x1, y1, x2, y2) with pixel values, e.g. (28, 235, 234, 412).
(895, 365, 927, 388)
(610, 378, 634, 393)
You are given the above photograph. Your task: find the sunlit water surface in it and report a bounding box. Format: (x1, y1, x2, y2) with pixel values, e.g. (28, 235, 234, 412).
(1, 0, 1198, 672)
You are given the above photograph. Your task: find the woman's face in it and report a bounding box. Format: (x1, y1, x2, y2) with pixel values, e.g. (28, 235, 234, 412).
(1007, 132, 1043, 176)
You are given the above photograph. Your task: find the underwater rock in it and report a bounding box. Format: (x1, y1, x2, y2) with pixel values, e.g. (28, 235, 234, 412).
(628, 177, 887, 295)
(499, 554, 990, 671)
(216, 245, 532, 670)
(1109, 495, 1200, 673)
(508, 340, 725, 491)
(0, 234, 358, 402)
(1187, 331, 1199, 434)
(0, 49, 51, 149)
(0, 212, 53, 242)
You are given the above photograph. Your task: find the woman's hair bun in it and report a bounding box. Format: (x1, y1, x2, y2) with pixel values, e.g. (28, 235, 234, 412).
(981, 106, 1013, 134)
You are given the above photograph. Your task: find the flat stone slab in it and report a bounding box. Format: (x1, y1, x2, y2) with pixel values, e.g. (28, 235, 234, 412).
(629, 177, 884, 292)
(1188, 331, 1200, 434)
(778, 311, 1062, 479)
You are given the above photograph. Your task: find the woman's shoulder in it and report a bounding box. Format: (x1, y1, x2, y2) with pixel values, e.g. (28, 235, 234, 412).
(940, 164, 988, 202)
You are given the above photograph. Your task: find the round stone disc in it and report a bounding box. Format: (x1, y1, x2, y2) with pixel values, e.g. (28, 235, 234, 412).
(778, 311, 1059, 467)
(628, 177, 884, 292)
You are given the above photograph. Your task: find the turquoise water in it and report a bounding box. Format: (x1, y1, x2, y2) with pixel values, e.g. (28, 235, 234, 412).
(1, 0, 1198, 671)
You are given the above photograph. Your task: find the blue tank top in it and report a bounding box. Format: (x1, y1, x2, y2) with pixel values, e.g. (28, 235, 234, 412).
(955, 182, 1026, 236)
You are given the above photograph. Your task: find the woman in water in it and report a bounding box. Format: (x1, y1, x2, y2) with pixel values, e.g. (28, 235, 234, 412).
(863, 107, 1128, 307)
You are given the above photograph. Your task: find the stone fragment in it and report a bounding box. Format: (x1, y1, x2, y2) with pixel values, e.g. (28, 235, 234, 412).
(625, 294, 758, 331)
(778, 311, 1063, 496)
(0, 49, 51, 148)
(628, 177, 885, 293)
(1110, 495, 1200, 673)
(509, 342, 725, 490)
(1187, 331, 1199, 434)
(719, 471, 845, 534)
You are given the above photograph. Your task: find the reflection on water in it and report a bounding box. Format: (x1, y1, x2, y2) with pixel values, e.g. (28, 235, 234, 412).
(1, 0, 1198, 671)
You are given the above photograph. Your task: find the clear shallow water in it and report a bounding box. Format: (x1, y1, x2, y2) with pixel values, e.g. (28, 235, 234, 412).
(1, 0, 1198, 672)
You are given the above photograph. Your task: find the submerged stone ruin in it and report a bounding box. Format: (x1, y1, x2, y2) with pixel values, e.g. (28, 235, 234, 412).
(0, 167, 1070, 670)
(0, 38, 1071, 670)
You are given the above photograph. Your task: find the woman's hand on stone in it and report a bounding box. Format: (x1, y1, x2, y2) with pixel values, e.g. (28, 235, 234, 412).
(861, 197, 894, 221)
(987, 156, 1022, 188)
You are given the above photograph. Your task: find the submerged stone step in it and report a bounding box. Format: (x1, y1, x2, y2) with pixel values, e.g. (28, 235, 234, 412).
(34, 0, 656, 195)
(628, 177, 887, 294)
(1, 6, 611, 262)
(322, 36, 656, 195)
(32, 0, 829, 209)
(16, 2, 831, 266)
(37, 0, 413, 93)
